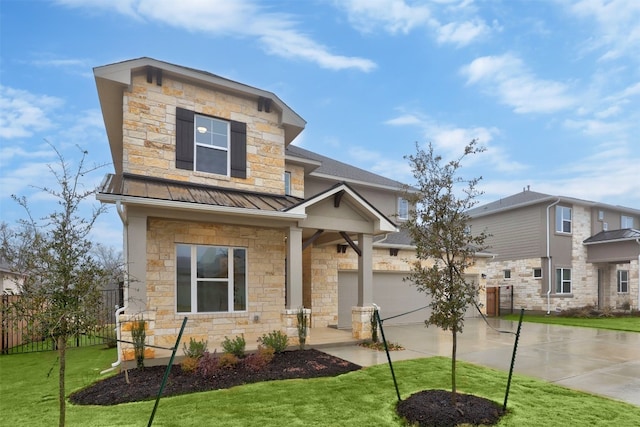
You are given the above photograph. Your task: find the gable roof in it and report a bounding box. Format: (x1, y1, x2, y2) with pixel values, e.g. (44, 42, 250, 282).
(286, 145, 409, 192)
(94, 57, 306, 175)
(468, 189, 640, 218)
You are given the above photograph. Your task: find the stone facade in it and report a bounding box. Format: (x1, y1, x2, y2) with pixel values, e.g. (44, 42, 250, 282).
(122, 73, 286, 194)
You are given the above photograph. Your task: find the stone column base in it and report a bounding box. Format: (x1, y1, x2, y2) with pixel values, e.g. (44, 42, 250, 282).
(351, 306, 375, 339)
(281, 308, 311, 347)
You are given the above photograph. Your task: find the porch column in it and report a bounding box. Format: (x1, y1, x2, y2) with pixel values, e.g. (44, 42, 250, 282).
(286, 226, 303, 309)
(357, 233, 373, 306)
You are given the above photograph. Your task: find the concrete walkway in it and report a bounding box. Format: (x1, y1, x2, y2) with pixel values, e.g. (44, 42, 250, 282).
(319, 318, 640, 407)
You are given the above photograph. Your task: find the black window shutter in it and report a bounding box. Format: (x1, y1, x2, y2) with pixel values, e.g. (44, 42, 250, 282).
(230, 120, 247, 178)
(175, 107, 194, 170)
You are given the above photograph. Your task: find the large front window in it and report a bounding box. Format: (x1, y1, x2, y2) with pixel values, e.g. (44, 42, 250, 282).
(617, 270, 629, 293)
(556, 206, 572, 233)
(195, 115, 229, 175)
(176, 244, 246, 313)
(555, 268, 571, 294)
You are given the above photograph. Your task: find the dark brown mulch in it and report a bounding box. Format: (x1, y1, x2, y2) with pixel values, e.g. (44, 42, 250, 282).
(397, 389, 504, 427)
(69, 349, 361, 406)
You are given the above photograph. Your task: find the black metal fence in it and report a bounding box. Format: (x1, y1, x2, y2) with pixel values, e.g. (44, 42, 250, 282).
(499, 285, 514, 315)
(0, 289, 122, 355)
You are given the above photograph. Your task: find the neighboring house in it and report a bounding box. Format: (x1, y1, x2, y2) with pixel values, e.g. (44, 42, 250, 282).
(94, 57, 488, 359)
(468, 188, 640, 314)
(0, 259, 23, 294)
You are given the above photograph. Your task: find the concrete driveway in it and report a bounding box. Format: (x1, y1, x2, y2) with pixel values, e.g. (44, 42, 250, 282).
(320, 318, 640, 407)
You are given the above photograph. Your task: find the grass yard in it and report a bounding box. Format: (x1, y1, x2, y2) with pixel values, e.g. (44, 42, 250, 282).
(502, 313, 640, 333)
(1, 346, 639, 426)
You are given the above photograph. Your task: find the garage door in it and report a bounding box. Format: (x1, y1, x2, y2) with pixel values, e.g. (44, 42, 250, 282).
(337, 271, 479, 329)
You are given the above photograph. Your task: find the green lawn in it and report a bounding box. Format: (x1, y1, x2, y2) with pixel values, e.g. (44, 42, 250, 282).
(502, 313, 640, 333)
(1, 346, 639, 426)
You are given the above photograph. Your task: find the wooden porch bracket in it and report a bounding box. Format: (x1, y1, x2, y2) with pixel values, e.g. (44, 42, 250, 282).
(340, 231, 362, 257)
(302, 229, 324, 251)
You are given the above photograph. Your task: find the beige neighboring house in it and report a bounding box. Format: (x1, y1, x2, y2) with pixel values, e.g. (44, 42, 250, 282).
(0, 260, 22, 294)
(94, 57, 489, 360)
(468, 188, 640, 314)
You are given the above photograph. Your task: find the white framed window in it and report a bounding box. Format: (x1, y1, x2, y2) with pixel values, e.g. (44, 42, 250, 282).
(503, 269, 511, 279)
(598, 210, 604, 221)
(284, 171, 291, 196)
(194, 114, 230, 175)
(621, 215, 634, 229)
(176, 244, 247, 313)
(398, 197, 409, 221)
(603, 222, 608, 231)
(555, 206, 572, 233)
(617, 270, 629, 293)
(533, 268, 542, 279)
(555, 268, 571, 294)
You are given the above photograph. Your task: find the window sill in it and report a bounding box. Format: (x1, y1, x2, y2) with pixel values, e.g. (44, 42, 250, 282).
(552, 294, 573, 298)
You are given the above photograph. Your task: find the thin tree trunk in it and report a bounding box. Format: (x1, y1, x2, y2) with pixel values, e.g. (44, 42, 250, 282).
(451, 329, 457, 405)
(58, 336, 66, 427)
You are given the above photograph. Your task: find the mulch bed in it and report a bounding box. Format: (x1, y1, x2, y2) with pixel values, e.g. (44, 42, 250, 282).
(397, 389, 504, 427)
(71, 348, 506, 426)
(69, 349, 361, 406)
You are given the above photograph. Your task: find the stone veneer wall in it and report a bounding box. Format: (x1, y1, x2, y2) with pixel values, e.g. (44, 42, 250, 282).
(122, 73, 286, 194)
(138, 218, 287, 354)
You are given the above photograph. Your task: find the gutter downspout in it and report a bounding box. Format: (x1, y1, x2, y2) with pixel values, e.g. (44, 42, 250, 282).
(546, 199, 560, 315)
(101, 200, 129, 374)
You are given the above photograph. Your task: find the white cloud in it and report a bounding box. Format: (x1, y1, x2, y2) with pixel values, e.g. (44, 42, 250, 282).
(436, 19, 489, 47)
(460, 54, 576, 114)
(567, 0, 640, 62)
(384, 114, 422, 126)
(57, 0, 376, 72)
(0, 86, 63, 139)
(337, 0, 434, 34)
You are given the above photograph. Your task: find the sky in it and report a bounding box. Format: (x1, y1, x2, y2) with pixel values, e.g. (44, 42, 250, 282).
(1, 0, 639, 250)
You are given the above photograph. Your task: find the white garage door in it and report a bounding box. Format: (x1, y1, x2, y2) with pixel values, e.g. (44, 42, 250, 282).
(337, 271, 479, 329)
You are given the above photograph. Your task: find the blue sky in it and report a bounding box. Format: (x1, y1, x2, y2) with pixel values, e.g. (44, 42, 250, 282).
(1, 0, 639, 249)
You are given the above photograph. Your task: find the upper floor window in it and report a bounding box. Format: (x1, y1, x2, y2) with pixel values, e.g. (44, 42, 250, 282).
(175, 107, 247, 178)
(555, 268, 571, 294)
(503, 270, 511, 279)
(284, 171, 291, 196)
(176, 244, 247, 313)
(621, 215, 634, 229)
(617, 270, 628, 293)
(398, 198, 409, 221)
(556, 206, 572, 233)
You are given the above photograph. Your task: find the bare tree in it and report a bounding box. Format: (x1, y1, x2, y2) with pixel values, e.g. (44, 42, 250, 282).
(6, 144, 108, 427)
(403, 140, 488, 404)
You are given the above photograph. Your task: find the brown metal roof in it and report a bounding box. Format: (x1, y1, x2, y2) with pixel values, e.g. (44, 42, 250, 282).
(99, 173, 303, 211)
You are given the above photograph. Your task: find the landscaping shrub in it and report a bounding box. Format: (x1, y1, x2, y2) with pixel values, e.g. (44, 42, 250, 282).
(244, 345, 275, 371)
(222, 334, 246, 358)
(180, 356, 199, 374)
(258, 330, 289, 353)
(183, 337, 208, 359)
(198, 350, 219, 377)
(217, 352, 239, 369)
(131, 317, 146, 369)
(296, 308, 308, 350)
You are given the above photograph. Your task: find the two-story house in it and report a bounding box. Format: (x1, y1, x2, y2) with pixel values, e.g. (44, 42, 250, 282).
(468, 188, 640, 314)
(94, 58, 487, 360)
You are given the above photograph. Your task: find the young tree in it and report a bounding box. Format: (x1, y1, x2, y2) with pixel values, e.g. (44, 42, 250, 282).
(403, 140, 488, 404)
(6, 144, 108, 427)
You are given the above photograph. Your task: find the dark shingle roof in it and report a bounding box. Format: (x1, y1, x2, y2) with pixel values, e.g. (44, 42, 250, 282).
(467, 190, 554, 217)
(286, 145, 407, 190)
(583, 229, 640, 245)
